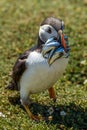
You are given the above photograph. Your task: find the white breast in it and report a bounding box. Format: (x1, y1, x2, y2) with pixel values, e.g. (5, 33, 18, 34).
(20, 51, 68, 95)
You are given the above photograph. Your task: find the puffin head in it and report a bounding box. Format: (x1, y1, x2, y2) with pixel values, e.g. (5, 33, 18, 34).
(38, 17, 64, 46)
(38, 17, 70, 65)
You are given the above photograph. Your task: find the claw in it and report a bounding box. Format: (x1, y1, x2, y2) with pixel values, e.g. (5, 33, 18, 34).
(30, 114, 42, 121)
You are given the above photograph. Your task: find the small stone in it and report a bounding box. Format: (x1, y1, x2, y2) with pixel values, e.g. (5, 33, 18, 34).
(60, 111, 66, 116)
(83, 79, 87, 85)
(48, 116, 53, 121)
(48, 107, 54, 115)
(0, 112, 5, 117)
(80, 60, 86, 65)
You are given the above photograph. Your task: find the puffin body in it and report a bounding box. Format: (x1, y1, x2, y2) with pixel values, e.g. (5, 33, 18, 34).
(20, 51, 68, 95)
(7, 17, 70, 120)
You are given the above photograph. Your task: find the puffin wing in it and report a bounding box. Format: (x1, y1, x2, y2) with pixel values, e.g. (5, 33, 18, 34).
(12, 50, 30, 89)
(6, 45, 42, 90)
(6, 50, 30, 90)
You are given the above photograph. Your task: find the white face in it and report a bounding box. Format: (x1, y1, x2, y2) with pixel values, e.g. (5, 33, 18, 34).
(39, 24, 59, 43)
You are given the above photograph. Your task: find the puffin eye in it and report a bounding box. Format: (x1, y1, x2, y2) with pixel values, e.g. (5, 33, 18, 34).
(47, 27, 52, 34)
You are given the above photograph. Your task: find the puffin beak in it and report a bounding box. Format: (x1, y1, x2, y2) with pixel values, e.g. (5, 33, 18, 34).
(58, 30, 66, 51)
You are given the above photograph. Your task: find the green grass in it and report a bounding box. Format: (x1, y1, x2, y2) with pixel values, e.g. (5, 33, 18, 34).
(0, 0, 87, 129)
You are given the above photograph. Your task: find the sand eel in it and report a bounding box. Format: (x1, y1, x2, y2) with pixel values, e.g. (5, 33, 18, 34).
(6, 17, 70, 121)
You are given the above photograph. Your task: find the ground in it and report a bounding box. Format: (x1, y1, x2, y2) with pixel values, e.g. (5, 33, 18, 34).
(0, 0, 87, 130)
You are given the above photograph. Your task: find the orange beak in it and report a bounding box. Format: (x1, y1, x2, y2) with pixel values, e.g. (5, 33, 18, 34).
(58, 30, 66, 51)
(61, 33, 66, 50)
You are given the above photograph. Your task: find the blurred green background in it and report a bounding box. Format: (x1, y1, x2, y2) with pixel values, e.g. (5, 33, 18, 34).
(0, 0, 87, 130)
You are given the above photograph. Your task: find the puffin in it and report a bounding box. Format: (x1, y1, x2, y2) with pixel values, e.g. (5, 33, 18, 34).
(7, 17, 70, 121)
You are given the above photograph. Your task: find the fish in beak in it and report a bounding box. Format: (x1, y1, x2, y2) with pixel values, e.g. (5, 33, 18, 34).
(42, 37, 60, 57)
(48, 47, 65, 65)
(42, 30, 70, 65)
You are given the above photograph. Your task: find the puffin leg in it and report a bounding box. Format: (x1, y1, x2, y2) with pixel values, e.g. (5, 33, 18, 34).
(20, 93, 43, 121)
(21, 101, 41, 121)
(48, 87, 56, 102)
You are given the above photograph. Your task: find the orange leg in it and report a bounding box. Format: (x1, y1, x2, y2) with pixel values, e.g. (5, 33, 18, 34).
(21, 99, 43, 121)
(48, 87, 56, 102)
(22, 104, 45, 121)
(23, 103, 41, 121)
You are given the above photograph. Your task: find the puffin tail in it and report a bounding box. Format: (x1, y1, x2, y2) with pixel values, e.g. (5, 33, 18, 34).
(5, 81, 19, 91)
